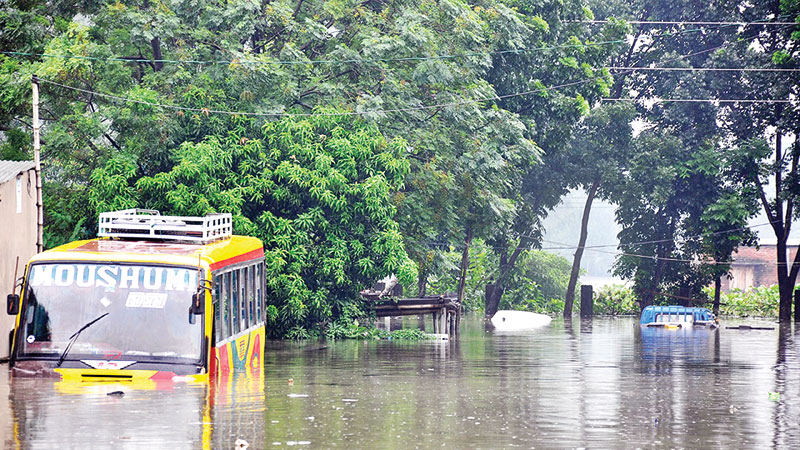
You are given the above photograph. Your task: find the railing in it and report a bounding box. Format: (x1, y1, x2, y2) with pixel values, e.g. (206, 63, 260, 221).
(98, 209, 232, 243)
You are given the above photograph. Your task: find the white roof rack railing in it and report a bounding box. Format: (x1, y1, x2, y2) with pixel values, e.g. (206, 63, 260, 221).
(98, 209, 233, 243)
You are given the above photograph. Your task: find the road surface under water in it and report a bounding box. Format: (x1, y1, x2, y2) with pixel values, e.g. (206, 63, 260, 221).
(1, 316, 799, 449)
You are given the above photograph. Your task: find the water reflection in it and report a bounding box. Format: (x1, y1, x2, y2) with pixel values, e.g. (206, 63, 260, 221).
(1, 317, 799, 448)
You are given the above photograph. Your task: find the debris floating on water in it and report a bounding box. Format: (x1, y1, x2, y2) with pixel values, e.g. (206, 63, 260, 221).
(725, 325, 775, 330)
(106, 391, 124, 397)
(342, 399, 358, 402)
(287, 394, 309, 398)
(234, 438, 249, 449)
(769, 392, 781, 401)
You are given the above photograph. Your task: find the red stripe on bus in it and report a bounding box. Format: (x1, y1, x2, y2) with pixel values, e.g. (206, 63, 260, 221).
(209, 248, 265, 271)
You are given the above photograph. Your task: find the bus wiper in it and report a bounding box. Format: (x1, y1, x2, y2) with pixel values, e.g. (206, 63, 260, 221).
(56, 313, 109, 368)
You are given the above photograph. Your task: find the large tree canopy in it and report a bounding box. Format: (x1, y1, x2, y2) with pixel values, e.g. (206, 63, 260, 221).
(91, 113, 417, 336)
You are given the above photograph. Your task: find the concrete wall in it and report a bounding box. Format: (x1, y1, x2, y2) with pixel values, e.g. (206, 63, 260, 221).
(0, 169, 37, 359)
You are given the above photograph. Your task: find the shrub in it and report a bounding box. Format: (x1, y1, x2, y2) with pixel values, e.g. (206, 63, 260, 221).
(593, 284, 638, 315)
(702, 284, 781, 318)
(389, 328, 430, 340)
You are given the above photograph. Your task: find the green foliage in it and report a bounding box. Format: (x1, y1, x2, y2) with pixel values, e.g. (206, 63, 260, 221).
(90, 113, 416, 337)
(701, 285, 784, 318)
(389, 328, 430, 340)
(323, 319, 429, 340)
(428, 240, 575, 315)
(0, 128, 30, 160)
(324, 319, 386, 340)
(594, 284, 792, 318)
(593, 284, 638, 315)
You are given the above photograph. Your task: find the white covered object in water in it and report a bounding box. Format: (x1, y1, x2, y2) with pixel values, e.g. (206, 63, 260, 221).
(491, 310, 552, 329)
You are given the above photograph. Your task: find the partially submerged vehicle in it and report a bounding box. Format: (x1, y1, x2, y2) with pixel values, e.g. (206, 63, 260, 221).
(490, 310, 552, 330)
(640, 305, 717, 329)
(6, 209, 267, 382)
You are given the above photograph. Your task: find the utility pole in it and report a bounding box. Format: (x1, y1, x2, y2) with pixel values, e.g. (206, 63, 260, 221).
(32, 75, 43, 253)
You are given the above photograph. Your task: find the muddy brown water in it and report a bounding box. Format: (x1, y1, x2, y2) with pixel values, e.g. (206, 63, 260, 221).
(1, 316, 799, 449)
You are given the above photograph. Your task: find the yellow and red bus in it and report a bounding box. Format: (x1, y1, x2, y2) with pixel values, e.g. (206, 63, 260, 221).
(6, 209, 266, 382)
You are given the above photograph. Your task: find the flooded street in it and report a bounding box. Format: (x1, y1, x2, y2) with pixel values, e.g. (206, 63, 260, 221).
(2, 316, 799, 449)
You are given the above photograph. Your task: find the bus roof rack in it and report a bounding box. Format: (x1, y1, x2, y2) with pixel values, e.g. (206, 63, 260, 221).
(98, 209, 233, 244)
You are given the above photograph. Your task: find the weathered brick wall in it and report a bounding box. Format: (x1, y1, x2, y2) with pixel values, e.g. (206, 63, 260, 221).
(722, 245, 800, 292)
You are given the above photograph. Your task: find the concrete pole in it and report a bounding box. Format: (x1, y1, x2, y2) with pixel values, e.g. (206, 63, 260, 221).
(32, 75, 43, 253)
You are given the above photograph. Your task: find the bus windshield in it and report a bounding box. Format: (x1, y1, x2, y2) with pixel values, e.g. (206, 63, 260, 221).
(17, 263, 203, 363)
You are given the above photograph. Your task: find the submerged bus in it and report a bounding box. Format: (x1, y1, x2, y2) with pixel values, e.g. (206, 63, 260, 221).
(6, 209, 266, 382)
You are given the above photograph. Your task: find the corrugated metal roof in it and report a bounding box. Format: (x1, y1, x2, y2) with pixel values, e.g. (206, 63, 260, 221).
(0, 160, 35, 183)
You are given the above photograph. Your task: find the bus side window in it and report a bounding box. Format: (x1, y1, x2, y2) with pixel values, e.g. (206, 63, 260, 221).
(255, 263, 263, 322)
(247, 265, 255, 328)
(222, 272, 231, 339)
(239, 267, 248, 331)
(231, 270, 240, 335)
(262, 262, 267, 323)
(213, 275, 221, 343)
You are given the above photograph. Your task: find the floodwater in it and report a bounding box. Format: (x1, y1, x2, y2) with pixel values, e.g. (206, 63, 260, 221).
(2, 316, 799, 449)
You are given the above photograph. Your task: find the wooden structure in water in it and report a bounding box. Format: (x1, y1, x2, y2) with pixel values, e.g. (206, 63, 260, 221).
(361, 285, 461, 337)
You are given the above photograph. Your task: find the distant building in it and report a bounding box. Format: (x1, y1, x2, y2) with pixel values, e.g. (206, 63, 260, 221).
(722, 245, 800, 292)
(0, 160, 37, 359)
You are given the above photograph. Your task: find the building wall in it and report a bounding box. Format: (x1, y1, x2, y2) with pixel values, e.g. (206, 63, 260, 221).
(0, 169, 37, 359)
(722, 245, 800, 292)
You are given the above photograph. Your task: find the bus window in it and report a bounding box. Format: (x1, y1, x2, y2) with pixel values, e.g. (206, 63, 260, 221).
(239, 268, 247, 330)
(255, 263, 262, 322)
(248, 265, 255, 327)
(231, 270, 240, 335)
(213, 276, 221, 343)
(222, 272, 231, 339)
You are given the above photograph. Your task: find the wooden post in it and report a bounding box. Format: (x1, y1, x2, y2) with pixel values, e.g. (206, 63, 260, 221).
(447, 311, 452, 336)
(795, 289, 799, 323)
(580, 285, 593, 318)
(31, 75, 43, 253)
(440, 307, 446, 335)
(432, 311, 438, 334)
(455, 306, 461, 338)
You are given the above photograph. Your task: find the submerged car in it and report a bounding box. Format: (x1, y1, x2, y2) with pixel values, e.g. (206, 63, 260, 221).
(639, 305, 717, 329)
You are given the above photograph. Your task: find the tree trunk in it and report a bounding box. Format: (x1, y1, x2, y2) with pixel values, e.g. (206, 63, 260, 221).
(151, 37, 164, 71)
(564, 180, 599, 318)
(713, 276, 721, 317)
(417, 267, 427, 297)
(762, 130, 798, 323)
(639, 216, 673, 309)
(456, 229, 473, 305)
(777, 237, 792, 322)
(485, 240, 526, 317)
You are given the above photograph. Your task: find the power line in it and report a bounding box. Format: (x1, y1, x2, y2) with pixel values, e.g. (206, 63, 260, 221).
(409, 221, 776, 253)
(37, 76, 585, 117)
(583, 246, 799, 267)
(608, 66, 800, 72)
(540, 220, 776, 251)
(4, 43, 620, 65)
(569, 20, 799, 26)
(602, 98, 794, 103)
(36, 23, 772, 119)
(0, 18, 774, 67)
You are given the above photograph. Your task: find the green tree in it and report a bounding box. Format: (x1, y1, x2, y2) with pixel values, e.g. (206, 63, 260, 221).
(91, 112, 417, 336)
(708, 0, 800, 321)
(481, 0, 629, 317)
(562, 102, 636, 317)
(587, 0, 764, 310)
